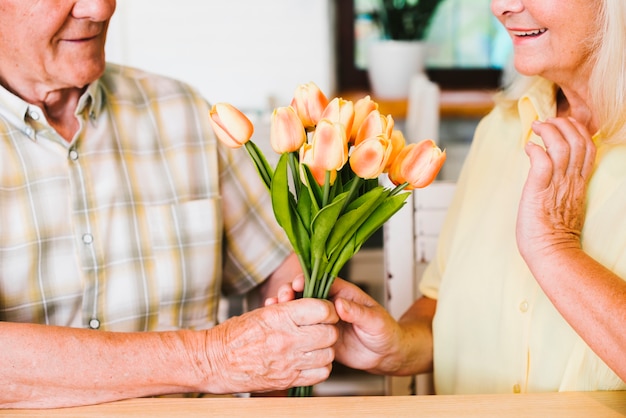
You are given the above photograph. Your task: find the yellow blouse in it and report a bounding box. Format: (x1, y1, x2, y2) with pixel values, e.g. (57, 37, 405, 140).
(420, 77, 626, 394)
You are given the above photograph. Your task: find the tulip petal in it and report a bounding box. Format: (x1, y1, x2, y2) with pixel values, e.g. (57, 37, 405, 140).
(389, 139, 446, 189)
(208, 103, 254, 148)
(350, 135, 391, 179)
(270, 106, 306, 154)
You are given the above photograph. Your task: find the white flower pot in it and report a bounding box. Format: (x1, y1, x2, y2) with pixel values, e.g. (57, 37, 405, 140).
(367, 40, 426, 100)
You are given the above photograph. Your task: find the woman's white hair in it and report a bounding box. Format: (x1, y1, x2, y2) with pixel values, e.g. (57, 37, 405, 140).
(590, 0, 626, 143)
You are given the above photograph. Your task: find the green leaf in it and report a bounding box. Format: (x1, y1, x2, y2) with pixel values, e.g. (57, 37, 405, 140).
(325, 187, 387, 257)
(326, 187, 389, 263)
(296, 187, 312, 234)
(328, 234, 356, 279)
(354, 192, 410, 246)
(309, 192, 349, 260)
(271, 153, 309, 263)
(343, 186, 385, 214)
(244, 141, 274, 190)
(301, 164, 322, 214)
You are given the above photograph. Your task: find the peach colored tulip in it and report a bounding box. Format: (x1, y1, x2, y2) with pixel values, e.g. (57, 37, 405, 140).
(384, 129, 407, 172)
(350, 95, 378, 142)
(270, 106, 306, 154)
(208, 103, 254, 149)
(290, 82, 329, 130)
(320, 97, 355, 141)
(311, 119, 349, 172)
(349, 135, 393, 179)
(388, 139, 446, 190)
(353, 110, 395, 146)
(300, 143, 336, 186)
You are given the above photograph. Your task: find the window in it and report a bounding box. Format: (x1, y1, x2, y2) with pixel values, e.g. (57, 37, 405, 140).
(337, 0, 512, 91)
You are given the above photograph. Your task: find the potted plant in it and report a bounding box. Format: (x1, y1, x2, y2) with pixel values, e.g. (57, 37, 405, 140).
(374, 0, 443, 41)
(367, 0, 444, 99)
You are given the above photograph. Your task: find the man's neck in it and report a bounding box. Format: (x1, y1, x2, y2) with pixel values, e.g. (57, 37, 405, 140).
(39, 87, 84, 142)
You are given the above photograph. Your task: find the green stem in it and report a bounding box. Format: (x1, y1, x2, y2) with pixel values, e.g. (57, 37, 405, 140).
(288, 152, 301, 198)
(306, 258, 323, 298)
(322, 171, 331, 207)
(340, 176, 362, 214)
(322, 274, 336, 299)
(390, 182, 409, 196)
(244, 142, 271, 189)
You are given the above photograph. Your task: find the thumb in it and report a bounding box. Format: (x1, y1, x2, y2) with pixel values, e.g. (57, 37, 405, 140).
(335, 297, 369, 325)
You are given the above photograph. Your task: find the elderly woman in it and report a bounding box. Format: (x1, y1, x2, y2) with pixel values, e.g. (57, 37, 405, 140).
(275, 0, 626, 393)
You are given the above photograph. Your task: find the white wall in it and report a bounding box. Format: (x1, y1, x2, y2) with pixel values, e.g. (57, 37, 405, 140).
(106, 1, 336, 112)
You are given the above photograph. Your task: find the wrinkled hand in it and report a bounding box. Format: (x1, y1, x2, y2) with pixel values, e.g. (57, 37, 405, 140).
(205, 298, 338, 394)
(267, 277, 404, 375)
(517, 117, 596, 263)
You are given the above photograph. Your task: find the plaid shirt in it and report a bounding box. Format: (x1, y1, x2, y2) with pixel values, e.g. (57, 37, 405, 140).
(0, 63, 290, 332)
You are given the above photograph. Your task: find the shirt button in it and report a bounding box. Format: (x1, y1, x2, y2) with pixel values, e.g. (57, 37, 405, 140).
(69, 149, 79, 161)
(24, 127, 34, 136)
(513, 384, 521, 393)
(29, 110, 40, 121)
(82, 233, 94, 244)
(89, 318, 101, 329)
(519, 300, 529, 313)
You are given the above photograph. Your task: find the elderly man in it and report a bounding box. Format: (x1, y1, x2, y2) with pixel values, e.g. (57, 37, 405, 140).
(0, 0, 338, 408)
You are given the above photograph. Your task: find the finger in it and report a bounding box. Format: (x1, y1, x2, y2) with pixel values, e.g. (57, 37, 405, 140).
(291, 275, 305, 293)
(294, 364, 333, 387)
(567, 117, 596, 180)
(297, 347, 335, 369)
(264, 297, 278, 306)
(326, 278, 377, 307)
(287, 298, 339, 326)
(335, 297, 376, 327)
(524, 140, 553, 192)
(547, 117, 591, 178)
(532, 119, 570, 176)
(277, 284, 297, 303)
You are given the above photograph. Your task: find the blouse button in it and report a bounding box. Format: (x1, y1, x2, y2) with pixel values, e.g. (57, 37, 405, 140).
(69, 149, 79, 161)
(519, 300, 529, 313)
(89, 318, 101, 329)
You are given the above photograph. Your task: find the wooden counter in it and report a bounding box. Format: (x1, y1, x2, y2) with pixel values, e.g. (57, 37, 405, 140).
(3, 391, 625, 418)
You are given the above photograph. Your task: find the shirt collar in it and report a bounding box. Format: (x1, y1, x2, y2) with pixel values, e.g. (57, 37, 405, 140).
(0, 78, 104, 141)
(517, 77, 559, 146)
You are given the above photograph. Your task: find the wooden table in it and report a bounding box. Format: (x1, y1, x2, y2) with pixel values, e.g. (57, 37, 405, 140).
(2, 392, 625, 418)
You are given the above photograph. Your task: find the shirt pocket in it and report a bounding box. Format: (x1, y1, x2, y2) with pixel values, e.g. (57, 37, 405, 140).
(145, 197, 223, 330)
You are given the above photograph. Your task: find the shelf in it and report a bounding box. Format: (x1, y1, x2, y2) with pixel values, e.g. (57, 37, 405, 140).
(340, 89, 495, 120)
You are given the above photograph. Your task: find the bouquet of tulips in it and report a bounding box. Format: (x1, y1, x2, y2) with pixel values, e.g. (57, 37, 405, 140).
(209, 82, 445, 397)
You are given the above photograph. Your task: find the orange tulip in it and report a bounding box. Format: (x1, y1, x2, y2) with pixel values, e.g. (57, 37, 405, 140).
(270, 106, 306, 154)
(388, 139, 446, 190)
(290, 82, 329, 130)
(353, 110, 395, 146)
(311, 119, 348, 172)
(350, 95, 379, 142)
(349, 135, 393, 179)
(208, 103, 254, 149)
(300, 143, 336, 186)
(385, 129, 407, 172)
(320, 97, 355, 141)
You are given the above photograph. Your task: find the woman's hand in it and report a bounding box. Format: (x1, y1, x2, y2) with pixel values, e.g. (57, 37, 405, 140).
(267, 277, 426, 375)
(516, 117, 596, 265)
